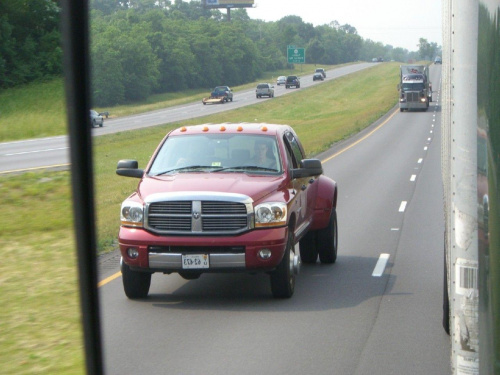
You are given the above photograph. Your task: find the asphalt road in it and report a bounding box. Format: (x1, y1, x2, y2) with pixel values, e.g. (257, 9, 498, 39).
(98, 65, 451, 374)
(0, 63, 375, 174)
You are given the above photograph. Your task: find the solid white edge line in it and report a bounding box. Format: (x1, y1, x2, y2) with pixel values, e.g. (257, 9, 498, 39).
(372, 253, 390, 277)
(410, 175, 416, 181)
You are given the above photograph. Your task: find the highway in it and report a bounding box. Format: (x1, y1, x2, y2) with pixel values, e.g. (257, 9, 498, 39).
(0, 63, 375, 174)
(98, 65, 452, 374)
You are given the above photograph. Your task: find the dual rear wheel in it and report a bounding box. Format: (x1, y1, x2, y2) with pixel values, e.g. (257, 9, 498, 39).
(299, 209, 338, 264)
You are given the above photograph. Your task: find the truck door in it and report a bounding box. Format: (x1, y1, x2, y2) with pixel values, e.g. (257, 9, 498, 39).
(283, 132, 317, 236)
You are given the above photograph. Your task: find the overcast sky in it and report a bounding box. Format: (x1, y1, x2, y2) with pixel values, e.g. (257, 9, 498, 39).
(244, 0, 442, 51)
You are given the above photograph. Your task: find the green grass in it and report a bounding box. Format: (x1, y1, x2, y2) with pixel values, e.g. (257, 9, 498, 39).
(0, 172, 84, 375)
(0, 79, 67, 142)
(1, 61, 399, 374)
(0, 64, 331, 142)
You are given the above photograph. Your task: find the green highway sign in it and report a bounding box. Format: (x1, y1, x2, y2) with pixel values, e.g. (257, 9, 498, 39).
(287, 47, 305, 64)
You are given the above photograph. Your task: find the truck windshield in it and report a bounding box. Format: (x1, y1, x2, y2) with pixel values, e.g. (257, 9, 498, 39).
(148, 133, 282, 175)
(402, 83, 424, 91)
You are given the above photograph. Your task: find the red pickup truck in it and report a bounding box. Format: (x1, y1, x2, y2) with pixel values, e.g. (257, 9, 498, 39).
(116, 123, 338, 298)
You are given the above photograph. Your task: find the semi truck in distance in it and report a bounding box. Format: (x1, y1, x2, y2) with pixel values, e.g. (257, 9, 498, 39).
(397, 64, 432, 111)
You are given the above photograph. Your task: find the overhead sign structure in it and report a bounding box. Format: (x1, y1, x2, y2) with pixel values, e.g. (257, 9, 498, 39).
(204, 0, 254, 8)
(287, 46, 305, 64)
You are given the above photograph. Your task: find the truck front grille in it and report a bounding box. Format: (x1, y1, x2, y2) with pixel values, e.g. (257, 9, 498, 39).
(406, 92, 420, 102)
(146, 200, 251, 235)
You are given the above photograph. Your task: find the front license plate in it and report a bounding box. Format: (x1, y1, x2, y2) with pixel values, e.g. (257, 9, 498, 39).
(182, 254, 209, 269)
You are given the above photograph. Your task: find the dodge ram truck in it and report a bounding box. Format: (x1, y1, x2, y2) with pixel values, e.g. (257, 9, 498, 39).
(116, 123, 338, 299)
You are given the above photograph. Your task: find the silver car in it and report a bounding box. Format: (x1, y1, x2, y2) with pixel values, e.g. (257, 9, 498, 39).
(90, 110, 103, 127)
(276, 76, 286, 85)
(256, 83, 275, 98)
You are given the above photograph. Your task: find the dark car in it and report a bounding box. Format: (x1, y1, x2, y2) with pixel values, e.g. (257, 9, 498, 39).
(90, 110, 103, 127)
(315, 68, 326, 78)
(313, 72, 324, 81)
(285, 75, 300, 89)
(211, 86, 233, 102)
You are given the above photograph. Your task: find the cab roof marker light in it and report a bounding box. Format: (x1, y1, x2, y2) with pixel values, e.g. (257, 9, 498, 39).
(237, 126, 243, 131)
(202, 126, 209, 132)
(180, 127, 187, 132)
(220, 126, 226, 131)
(261, 126, 268, 132)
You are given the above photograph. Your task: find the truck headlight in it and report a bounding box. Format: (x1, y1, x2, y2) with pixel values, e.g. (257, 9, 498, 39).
(254, 203, 287, 227)
(121, 201, 144, 227)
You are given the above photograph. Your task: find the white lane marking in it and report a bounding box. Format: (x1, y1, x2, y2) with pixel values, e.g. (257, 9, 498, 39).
(399, 201, 407, 212)
(372, 253, 390, 277)
(391, 228, 400, 231)
(5, 147, 69, 156)
(427, 137, 431, 141)
(424, 146, 428, 151)
(418, 158, 423, 163)
(410, 174, 416, 181)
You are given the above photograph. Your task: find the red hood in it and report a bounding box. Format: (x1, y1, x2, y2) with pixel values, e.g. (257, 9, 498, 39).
(136, 172, 288, 203)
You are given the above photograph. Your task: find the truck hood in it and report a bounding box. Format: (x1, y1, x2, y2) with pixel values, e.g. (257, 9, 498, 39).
(136, 172, 288, 204)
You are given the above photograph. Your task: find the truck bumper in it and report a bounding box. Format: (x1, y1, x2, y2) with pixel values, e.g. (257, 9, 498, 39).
(119, 226, 288, 273)
(399, 101, 428, 110)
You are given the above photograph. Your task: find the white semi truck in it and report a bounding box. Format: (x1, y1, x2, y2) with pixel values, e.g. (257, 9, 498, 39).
(397, 64, 432, 111)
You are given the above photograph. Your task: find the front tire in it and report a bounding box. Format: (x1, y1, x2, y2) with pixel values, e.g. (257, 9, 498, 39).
(121, 259, 151, 299)
(270, 231, 296, 298)
(318, 209, 338, 264)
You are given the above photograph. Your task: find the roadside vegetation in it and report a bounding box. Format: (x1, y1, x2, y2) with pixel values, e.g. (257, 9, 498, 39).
(0, 64, 325, 143)
(1, 61, 398, 374)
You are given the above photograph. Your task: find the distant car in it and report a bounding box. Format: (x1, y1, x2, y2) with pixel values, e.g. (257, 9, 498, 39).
(211, 86, 233, 102)
(276, 76, 286, 85)
(285, 75, 300, 89)
(256, 83, 275, 98)
(434, 56, 442, 64)
(315, 68, 326, 78)
(90, 110, 103, 127)
(313, 72, 324, 81)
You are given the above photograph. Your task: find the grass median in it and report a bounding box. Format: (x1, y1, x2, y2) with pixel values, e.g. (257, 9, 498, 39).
(1, 61, 399, 374)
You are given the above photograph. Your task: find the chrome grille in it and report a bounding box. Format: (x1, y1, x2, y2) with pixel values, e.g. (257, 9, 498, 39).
(406, 92, 420, 102)
(146, 199, 251, 235)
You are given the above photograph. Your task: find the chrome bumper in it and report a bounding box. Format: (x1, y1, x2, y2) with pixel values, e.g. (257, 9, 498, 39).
(149, 252, 246, 270)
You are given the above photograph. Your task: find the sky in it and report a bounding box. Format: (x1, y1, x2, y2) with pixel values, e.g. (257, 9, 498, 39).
(243, 0, 442, 51)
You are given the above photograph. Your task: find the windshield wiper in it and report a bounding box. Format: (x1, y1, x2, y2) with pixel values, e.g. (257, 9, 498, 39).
(154, 165, 218, 176)
(211, 165, 277, 173)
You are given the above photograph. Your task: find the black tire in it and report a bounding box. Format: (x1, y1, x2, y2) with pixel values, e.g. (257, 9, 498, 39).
(400, 108, 404, 112)
(299, 231, 318, 264)
(122, 261, 151, 299)
(256, 95, 259, 98)
(230, 97, 233, 102)
(270, 230, 296, 298)
(318, 209, 338, 264)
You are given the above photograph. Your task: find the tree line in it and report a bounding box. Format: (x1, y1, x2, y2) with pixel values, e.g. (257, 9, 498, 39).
(1, 0, 435, 107)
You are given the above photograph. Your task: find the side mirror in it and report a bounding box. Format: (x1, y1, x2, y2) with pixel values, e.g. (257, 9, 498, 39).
(116, 159, 144, 178)
(291, 159, 323, 179)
